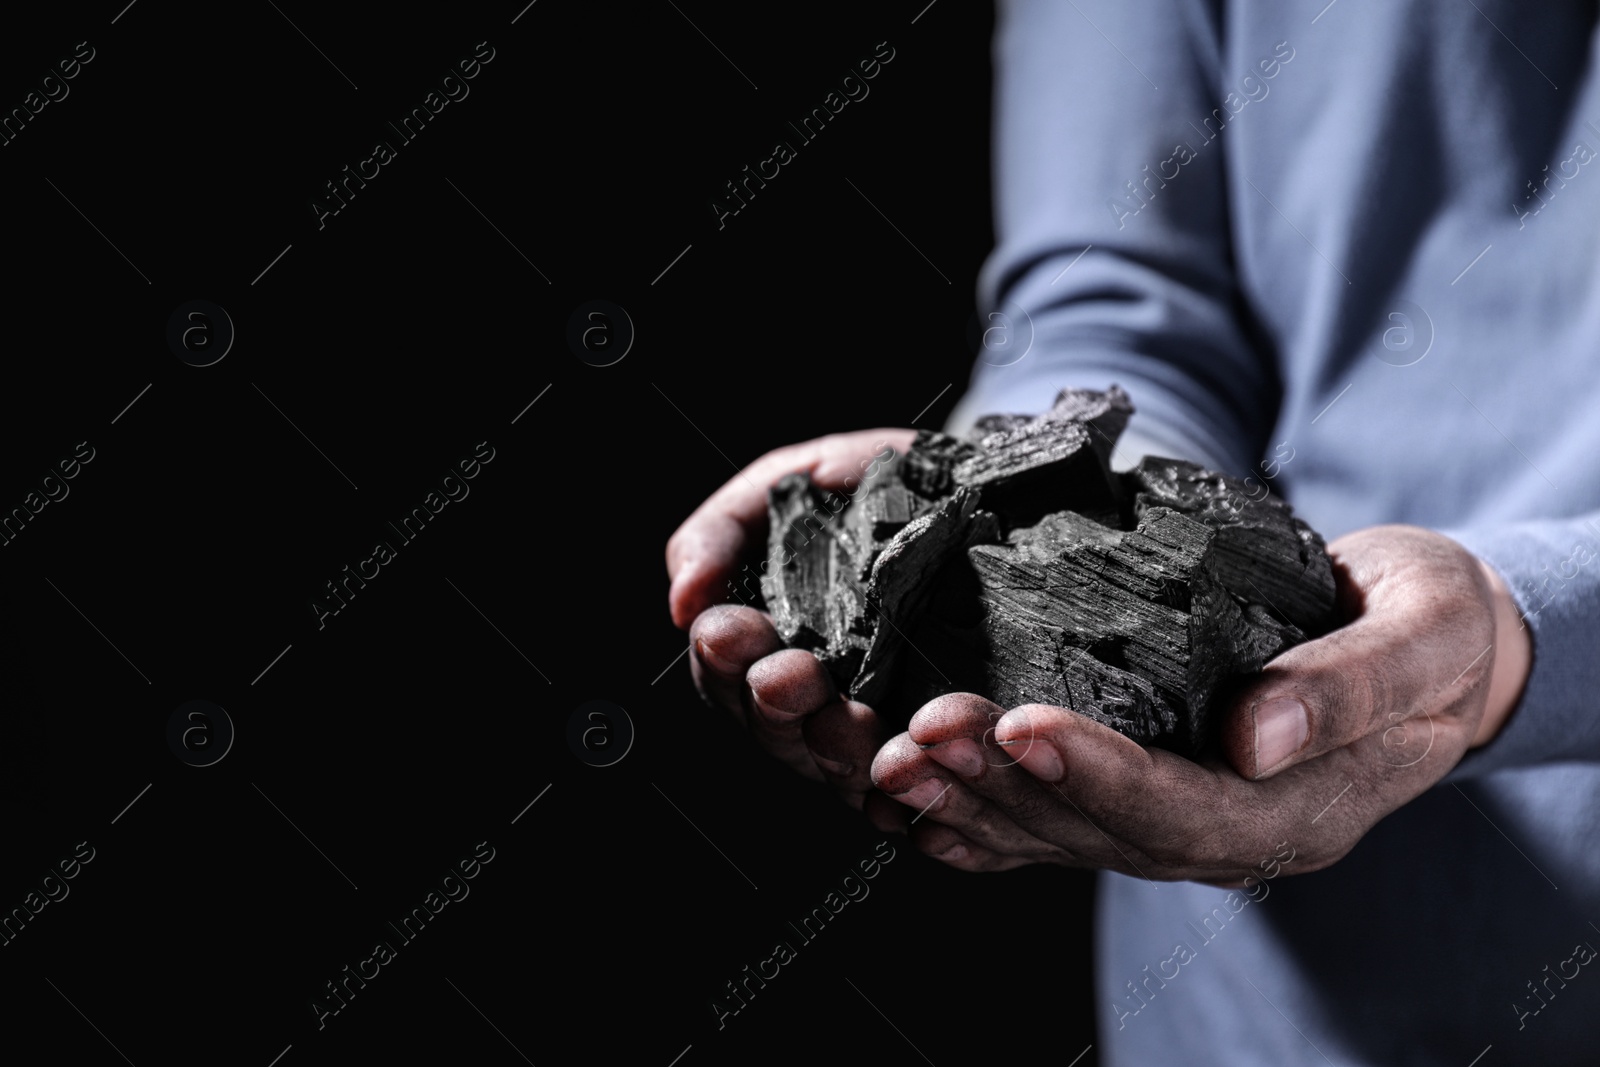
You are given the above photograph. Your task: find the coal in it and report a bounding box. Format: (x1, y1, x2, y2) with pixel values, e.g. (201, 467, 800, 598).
(1124, 456, 1335, 633)
(758, 385, 1338, 756)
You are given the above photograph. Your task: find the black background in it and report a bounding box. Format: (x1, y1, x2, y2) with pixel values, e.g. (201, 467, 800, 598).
(0, 1, 1097, 1063)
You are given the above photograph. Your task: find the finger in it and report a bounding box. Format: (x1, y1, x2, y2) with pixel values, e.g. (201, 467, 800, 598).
(907, 692, 1007, 778)
(803, 699, 888, 809)
(908, 821, 1039, 873)
(869, 731, 954, 812)
(669, 514, 752, 631)
(909, 693, 1084, 840)
(688, 605, 783, 722)
(863, 789, 910, 835)
(1220, 526, 1494, 780)
(870, 732, 1062, 859)
(665, 429, 914, 629)
(745, 649, 840, 779)
(994, 705, 1257, 878)
(998, 704, 1377, 880)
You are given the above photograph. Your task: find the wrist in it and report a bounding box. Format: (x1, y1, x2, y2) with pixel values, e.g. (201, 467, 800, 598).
(1471, 557, 1532, 748)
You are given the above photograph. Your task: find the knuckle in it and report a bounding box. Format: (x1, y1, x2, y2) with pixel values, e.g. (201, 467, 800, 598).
(1000, 788, 1057, 825)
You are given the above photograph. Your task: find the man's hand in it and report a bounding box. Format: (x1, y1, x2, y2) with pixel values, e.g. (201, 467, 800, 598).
(869, 525, 1533, 877)
(666, 430, 914, 809)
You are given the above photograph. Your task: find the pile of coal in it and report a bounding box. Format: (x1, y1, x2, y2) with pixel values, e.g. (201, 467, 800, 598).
(758, 386, 1338, 756)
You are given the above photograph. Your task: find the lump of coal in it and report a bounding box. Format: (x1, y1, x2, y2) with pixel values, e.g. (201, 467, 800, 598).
(1124, 456, 1335, 633)
(758, 385, 1338, 757)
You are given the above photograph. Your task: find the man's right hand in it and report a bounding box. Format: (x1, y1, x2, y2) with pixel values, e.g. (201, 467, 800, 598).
(665, 430, 914, 813)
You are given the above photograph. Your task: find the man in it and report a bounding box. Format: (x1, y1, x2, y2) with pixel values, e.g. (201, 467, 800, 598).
(667, 2, 1600, 1061)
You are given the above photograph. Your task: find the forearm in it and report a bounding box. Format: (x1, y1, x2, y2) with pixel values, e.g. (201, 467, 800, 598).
(951, 0, 1279, 479)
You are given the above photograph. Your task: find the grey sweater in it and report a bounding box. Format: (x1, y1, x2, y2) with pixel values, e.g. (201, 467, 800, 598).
(951, 1, 1600, 1062)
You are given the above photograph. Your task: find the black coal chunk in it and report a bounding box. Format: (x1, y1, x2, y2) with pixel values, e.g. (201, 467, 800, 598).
(1122, 456, 1336, 633)
(758, 385, 1338, 757)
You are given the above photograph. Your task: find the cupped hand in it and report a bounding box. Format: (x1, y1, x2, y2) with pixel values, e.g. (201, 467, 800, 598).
(667, 430, 915, 810)
(869, 525, 1533, 877)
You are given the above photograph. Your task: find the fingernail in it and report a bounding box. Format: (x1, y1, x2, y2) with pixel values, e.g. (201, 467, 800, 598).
(1015, 741, 1065, 782)
(893, 778, 949, 813)
(935, 843, 968, 862)
(812, 753, 854, 777)
(696, 637, 740, 676)
(1254, 696, 1309, 774)
(924, 739, 985, 779)
(750, 689, 803, 723)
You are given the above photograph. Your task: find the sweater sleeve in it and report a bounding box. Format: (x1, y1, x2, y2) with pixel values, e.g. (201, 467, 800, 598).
(1444, 516, 1600, 776)
(947, 0, 1280, 478)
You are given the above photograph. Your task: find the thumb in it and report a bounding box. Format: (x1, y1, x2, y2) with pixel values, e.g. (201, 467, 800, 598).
(1220, 528, 1496, 780)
